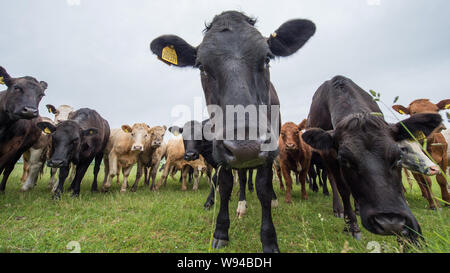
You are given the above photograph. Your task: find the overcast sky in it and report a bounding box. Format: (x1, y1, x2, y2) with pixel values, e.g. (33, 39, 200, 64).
(1, 0, 449, 141)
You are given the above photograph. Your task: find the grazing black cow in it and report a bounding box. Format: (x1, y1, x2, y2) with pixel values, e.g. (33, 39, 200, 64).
(37, 108, 110, 198)
(170, 121, 275, 217)
(0, 66, 48, 193)
(151, 11, 315, 252)
(302, 75, 443, 243)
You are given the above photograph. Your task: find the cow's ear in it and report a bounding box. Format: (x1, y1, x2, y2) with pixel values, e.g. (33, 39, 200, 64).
(46, 104, 57, 114)
(390, 113, 442, 141)
(0, 66, 12, 87)
(150, 35, 197, 67)
(392, 104, 410, 115)
(37, 122, 56, 134)
(436, 99, 450, 110)
(298, 119, 307, 131)
(267, 19, 316, 57)
(121, 125, 132, 133)
(82, 128, 98, 137)
(163, 125, 167, 131)
(40, 81, 48, 90)
(302, 128, 335, 150)
(169, 126, 183, 136)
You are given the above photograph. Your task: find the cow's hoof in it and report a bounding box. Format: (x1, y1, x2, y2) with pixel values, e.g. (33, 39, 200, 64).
(212, 238, 228, 249)
(130, 187, 137, 192)
(353, 232, 362, 240)
(204, 201, 214, 210)
(120, 189, 127, 193)
(334, 212, 344, 218)
(263, 245, 280, 253)
(271, 199, 279, 208)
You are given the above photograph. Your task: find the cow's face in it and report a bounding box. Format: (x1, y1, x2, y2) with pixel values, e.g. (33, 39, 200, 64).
(122, 123, 150, 152)
(150, 11, 315, 168)
(46, 104, 74, 124)
(149, 125, 166, 148)
(0, 66, 47, 120)
(302, 113, 443, 242)
(170, 121, 205, 161)
(37, 121, 98, 167)
(280, 122, 303, 150)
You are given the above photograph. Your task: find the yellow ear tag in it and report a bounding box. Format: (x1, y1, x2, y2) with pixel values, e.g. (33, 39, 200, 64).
(398, 110, 405, 115)
(414, 131, 426, 141)
(48, 108, 53, 114)
(0, 77, 4, 85)
(271, 32, 277, 38)
(44, 127, 52, 134)
(445, 104, 450, 109)
(173, 131, 179, 136)
(89, 130, 94, 135)
(161, 46, 178, 65)
(124, 129, 129, 133)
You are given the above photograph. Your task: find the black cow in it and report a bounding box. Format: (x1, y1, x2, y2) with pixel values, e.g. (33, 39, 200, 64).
(37, 108, 110, 198)
(151, 11, 315, 252)
(0, 66, 48, 193)
(307, 151, 329, 196)
(302, 75, 443, 244)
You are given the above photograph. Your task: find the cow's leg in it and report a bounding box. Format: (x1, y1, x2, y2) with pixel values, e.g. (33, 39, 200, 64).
(71, 163, 90, 197)
(236, 169, 248, 218)
(101, 153, 109, 192)
(436, 173, 450, 206)
(299, 160, 310, 200)
(181, 165, 188, 191)
(116, 165, 122, 186)
(121, 165, 133, 193)
(131, 160, 143, 192)
(101, 152, 117, 192)
(321, 156, 344, 218)
(275, 165, 284, 191)
(53, 166, 70, 199)
(281, 166, 293, 203)
(156, 161, 171, 190)
(21, 152, 30, 183)
(21, 153, 44, 191)
(204, 171, 218, 210)
(144, 166, 149, 186)
(248, 169, 254, 193)
(149, 165, 158, 191)
(49, 168, 58, 190)
(321, 169, 329, 196)
(255, 162, 280, 253)
(413, 173, 437, 209)
(212, 168, 233, 249)
(0, 162, 16, 193)
(91, 153, 103, 192)
(192, 167, 200, 191)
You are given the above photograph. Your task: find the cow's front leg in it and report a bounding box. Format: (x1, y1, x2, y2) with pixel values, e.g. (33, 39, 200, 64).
(53, 166, 69, 199)
(212, 167, 233, 249)
(236, 169, 248, 218)
(255, 162, 280, 253)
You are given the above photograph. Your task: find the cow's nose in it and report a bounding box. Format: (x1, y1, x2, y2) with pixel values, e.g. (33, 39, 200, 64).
(21, 107, 38, 118)
(221, 139, 268, 168)
(427, 166, 440, 175)
(132, 145, 143, 151)
(286, 143, 295, 149)
(184, 152, 198, 161)
(372, 214, 408, 236)
(47, 159, 64, 168)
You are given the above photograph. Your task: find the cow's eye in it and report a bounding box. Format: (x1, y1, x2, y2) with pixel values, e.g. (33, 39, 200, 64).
(337, 154, 353, 169)
(131, 133, 135, 137)
(14, 86, 22, 93)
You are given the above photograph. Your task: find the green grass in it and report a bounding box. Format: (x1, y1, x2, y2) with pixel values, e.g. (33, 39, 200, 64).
(0, 163, 448, 253)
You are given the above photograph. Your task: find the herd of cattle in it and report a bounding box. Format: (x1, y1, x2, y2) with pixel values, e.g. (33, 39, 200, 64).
(1, 11, 449, 253)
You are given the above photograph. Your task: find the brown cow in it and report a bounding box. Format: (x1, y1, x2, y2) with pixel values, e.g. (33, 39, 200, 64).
(101, 123, 150, 193)
(278, 119, 312, 203)
(155, 136, 206, 191)
(131, 125, 167, 191)
(393, 99, 450, 209)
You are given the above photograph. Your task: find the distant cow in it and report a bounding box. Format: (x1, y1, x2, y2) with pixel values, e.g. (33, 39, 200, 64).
(393, 99, 450, 209)
(37, 108, 110, 198)
(102, 123, 150, 193)
(20, 117, 54, 191)
(443, 129, 450, 176)
(0, 66, 48, 193)
(302, 75, 442, 243)
(307, 151, 329, 196)
(155, 134, 207, 191)
(278, 119, 312, 203)
(131, 125, 167, 191)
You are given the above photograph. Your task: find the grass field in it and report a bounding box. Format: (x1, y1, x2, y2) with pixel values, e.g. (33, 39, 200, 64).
(0, 163, 448, 253)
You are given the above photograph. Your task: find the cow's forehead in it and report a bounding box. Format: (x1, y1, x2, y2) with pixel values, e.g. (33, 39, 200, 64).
(409, 100, 438, 113)
(57, 105, 74, 112)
